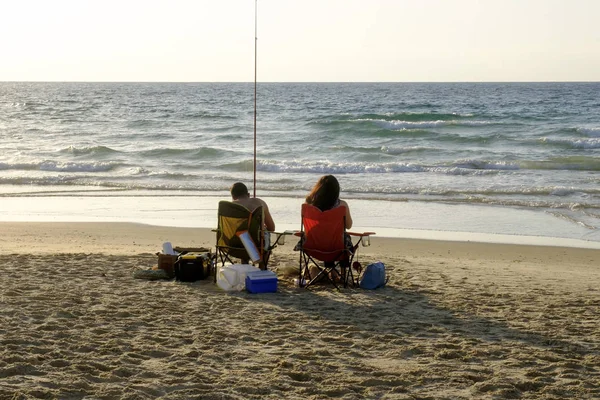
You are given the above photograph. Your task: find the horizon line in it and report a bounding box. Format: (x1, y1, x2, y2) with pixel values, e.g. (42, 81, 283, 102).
(1, 80, 599, 84)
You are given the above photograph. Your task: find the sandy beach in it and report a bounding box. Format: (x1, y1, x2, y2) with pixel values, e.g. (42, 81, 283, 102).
(1, 222, 599, 399)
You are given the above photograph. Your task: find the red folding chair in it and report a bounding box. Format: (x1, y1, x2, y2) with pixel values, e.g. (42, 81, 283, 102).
(296, 203, 374, 289)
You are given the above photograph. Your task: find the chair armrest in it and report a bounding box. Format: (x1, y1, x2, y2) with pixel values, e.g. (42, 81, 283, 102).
(347, 231, 376, 237)
(269, 230, 299, 235)
(268, 230, 301, 247)
(347, 231, 375, 247)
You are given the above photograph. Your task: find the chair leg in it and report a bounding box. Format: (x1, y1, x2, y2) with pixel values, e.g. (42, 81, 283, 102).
(302, 253, 317, 283)
(299, 249, 305, 286)
(346, 263, 355, 288)
(299, 252, 350, 291)
(307, 259, 341, 290)
(308, 267, 339, 290)
(262, 250, 272, 270)
(300, 253, 320, 288)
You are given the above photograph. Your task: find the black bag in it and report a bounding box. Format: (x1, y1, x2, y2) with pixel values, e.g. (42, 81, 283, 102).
(174, 253, 212, 282)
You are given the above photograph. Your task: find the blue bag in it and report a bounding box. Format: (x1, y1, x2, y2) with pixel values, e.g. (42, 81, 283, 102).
(359, 261, 388, 290)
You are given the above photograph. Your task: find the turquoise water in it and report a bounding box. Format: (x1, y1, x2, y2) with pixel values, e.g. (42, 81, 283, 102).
(1, 82, 599, 244)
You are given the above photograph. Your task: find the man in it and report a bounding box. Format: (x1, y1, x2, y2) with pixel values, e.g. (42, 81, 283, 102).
(228, 182, 276, 267)
(230, 182, 275, 231)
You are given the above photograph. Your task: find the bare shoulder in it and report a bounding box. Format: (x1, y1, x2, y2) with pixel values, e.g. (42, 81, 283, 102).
(338, 199, 350, 208)
(254, 197, 269, 209)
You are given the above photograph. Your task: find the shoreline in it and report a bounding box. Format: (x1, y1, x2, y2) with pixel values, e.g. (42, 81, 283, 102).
(2, 221, 600, 256)
(1, 189, 599, 250)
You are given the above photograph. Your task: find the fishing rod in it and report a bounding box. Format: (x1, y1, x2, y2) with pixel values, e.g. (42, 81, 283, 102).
(253, 0, 257, 198)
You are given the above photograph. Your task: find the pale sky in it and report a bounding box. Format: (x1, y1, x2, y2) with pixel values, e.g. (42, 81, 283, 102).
(2, 0, 599, 82)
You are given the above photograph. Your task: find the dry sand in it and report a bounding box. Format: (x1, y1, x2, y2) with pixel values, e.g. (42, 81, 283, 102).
(1, 222, 599, 399)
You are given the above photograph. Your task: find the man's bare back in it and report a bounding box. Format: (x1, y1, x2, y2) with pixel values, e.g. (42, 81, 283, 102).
(230, 182, 276, 232)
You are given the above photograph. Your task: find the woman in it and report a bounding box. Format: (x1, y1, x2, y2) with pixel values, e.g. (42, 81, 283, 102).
(303, 175, 354, 283)
(305, 175, 353, 229)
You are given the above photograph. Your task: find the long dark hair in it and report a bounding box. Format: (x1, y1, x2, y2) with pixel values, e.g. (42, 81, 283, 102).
(305, 175, 340, 211)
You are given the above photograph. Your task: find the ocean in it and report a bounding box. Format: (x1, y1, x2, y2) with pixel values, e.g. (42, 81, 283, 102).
(1, 82, 599, 247)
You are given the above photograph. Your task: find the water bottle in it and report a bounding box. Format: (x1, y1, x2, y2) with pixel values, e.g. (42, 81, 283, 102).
(361, 235, 371, 247)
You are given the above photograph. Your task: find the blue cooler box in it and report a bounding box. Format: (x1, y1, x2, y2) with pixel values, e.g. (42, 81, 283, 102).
(245, 270, 278, 293)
